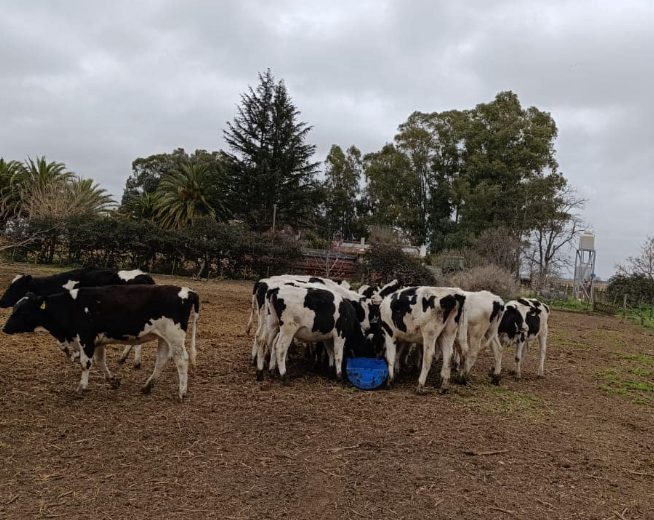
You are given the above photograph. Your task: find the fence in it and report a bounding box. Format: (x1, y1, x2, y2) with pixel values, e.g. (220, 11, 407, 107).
(291, 248, 357, 279)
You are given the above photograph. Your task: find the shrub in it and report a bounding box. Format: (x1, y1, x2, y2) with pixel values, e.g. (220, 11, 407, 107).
(357, 243, 436, 286)
(608, 274, 654, 305)
(443, 264, 518, 299)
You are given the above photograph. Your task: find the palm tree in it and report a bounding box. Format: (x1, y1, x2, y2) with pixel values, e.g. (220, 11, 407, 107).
(66, 178, 115, 215)
(0, 159, 25, 220)
(156, 163, 216, 229)
(123, 191, 161, 221)
(4, 156, 75, 218)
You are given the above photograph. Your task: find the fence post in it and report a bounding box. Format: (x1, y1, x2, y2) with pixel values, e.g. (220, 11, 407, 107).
(623, 294, 627, 319)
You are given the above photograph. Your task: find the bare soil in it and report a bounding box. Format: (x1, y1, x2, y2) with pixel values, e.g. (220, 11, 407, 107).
(1, 264, 654, 519)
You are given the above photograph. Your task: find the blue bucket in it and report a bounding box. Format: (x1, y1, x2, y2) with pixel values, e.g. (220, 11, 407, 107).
(346, 358, 388, 390)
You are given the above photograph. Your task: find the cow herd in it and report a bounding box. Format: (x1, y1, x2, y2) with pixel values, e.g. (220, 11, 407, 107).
(247, 275, 551, 392)
(0, 268, 551, 400)
(0, 268, 198, 401)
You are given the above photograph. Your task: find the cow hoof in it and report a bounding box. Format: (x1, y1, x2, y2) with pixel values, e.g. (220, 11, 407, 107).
(256, 370, 264, 382)
(141, 383, 153, 395)
(109, 377, 121, 389)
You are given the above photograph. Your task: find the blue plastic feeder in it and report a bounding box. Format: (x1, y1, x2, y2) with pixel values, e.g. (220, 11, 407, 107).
(346, 358, 388, 390)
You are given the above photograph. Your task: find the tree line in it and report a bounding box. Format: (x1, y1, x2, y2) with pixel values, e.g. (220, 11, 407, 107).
(1, 69, 587, 284)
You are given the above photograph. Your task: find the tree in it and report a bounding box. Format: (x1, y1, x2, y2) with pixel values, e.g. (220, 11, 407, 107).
(618, 236, 654, 280)
(362, 144, 419, 236)
(523, 184, 586, 287)
(223, 69, 319, 231)
(22, 177, 115, 219)
(156, 163, 216, 229)
(321, 145, 363, 240)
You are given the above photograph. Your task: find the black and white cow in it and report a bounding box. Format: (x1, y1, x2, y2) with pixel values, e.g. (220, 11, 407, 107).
(248, 275, 378, 368)
(0, 267, 155, 367)
(456, 290, 505, 382)
(375, 286, 468, 393)
(2, 285, 199, 401)
(498, 298, 550, 378)
(260, 283, 375, 383)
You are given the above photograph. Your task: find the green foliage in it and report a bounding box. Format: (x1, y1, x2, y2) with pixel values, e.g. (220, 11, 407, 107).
(321, 145, 363, 240)
(4, 214, 301, 279)
(608, 273, 654, 305)
(156, 163, 217, 229)
(357, 243, 435, 286)
(224, 69, 319, 231)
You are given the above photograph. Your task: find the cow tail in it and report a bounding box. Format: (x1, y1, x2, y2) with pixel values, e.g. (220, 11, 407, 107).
(189, 291, 200, 367)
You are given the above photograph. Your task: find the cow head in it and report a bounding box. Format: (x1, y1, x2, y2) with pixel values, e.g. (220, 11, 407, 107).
(2, 293, 46, 334)
(0, 275, 33, 308)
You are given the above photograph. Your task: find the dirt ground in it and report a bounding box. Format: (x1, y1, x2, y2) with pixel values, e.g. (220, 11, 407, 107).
(1, 265, 654, 520)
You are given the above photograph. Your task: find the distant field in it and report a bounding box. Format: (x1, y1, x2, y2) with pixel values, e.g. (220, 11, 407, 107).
(1, 264, 654, 519)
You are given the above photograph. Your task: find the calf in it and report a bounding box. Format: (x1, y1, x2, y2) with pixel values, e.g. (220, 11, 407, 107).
(375, 286, 468, 393)
(0, 267, 155, 367)
(2, 285, 199, 401)
(260, 284, 374, 383)
(249, 275, 378, 368)
(456, 291, 505, 382)
(498, 298, 550, 378)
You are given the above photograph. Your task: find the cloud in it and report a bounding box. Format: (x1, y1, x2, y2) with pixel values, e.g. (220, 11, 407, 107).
(0, 0, 652, 276)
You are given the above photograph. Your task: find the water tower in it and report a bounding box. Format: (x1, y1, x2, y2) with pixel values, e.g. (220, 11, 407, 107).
(574, 231, 596, 301)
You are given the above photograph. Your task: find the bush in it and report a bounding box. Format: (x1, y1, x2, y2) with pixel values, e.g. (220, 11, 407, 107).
(357, 243, 436, 286)
(2, 215, 302, 280)
(607, 274, 654, 305)
(443, 264, 518, 299)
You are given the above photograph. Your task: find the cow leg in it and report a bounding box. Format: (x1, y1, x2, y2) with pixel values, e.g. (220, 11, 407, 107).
(514, 340, 526, 379)
(142, 339, 170, 394)
(537, 333, 548, 377)
(417, 336, 436, 394)
(488, 337, 503, 384)
(118, 345, 132, 364)
(385, 338, 397, 388)
(438, 332, 456, 393)
(132, 345, 142, 369)
(274, 332, 294, 384)
(57, 340, 71, 359)
(76, 344, 94, 393)
(94, 346, 120, 389)
(170, 340, 189, 402)
(333, 337, 345, 383)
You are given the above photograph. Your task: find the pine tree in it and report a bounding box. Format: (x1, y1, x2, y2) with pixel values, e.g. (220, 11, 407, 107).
(223, 70, 319, 231)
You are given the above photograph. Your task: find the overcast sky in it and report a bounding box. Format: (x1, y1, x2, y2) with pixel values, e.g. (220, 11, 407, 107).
(1, 0, 652, 277)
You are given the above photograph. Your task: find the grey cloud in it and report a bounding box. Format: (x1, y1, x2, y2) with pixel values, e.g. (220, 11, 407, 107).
(0, 0, 652, 277)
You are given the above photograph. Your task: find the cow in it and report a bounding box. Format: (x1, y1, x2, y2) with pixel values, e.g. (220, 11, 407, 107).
(454, 290, 505, 383)
(373, 286, 468, 393)
(498, 298, 550, 378)
(2, 285, 199, 401)
(248, 275, 378, 368)
(0, 268, 155, 367)
(259, 283, 375, 383)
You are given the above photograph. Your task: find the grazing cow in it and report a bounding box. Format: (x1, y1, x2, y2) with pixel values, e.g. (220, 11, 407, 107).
(259, 284, 375, 383)
(358, 284, 379, 299)
(2, 285, 199, 401)
(248, 275, 377, 367)
(0, 267, 155, 367)
(455, 291, 505, 383)
(375, 286, 468, 393)
(498, 298, 550, 378)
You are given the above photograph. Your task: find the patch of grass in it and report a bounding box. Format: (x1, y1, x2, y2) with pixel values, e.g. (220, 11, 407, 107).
(594, 367, 654, 406)
(456, 383, 548, 419)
